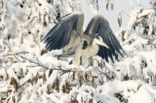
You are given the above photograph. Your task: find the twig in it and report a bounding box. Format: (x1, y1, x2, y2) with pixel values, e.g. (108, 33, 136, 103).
(4, 43, 74, 73)
(31, 33, 40, 48)
(2, 51, 29, 57)
(0, 89, 12, 93)
(68, 1, 74, 12)
(4, 43, 75, 73)
(19, 55, 49, 69)
(19, 55, 75, 73)
(4, 67, 9, 80)
(99, 71, 112, 80)
(6, 45, 22, 62)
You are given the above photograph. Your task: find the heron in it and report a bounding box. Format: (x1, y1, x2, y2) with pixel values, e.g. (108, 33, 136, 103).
(43, 12, 126, 66)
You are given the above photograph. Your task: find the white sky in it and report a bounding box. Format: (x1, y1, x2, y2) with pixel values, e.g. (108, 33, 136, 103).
(80, 0, 151, 33)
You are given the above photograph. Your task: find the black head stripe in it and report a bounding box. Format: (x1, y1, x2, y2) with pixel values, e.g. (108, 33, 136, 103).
(82, 40, 88, 49)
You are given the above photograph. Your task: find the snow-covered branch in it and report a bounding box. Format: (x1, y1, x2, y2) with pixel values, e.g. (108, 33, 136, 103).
(0, 0, 156, 103)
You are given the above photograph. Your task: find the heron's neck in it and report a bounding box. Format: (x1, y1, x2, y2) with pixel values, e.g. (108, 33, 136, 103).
(91, 39, 99, 48)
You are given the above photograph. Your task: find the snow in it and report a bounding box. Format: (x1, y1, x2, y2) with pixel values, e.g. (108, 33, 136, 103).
(0, 0, 156, 103)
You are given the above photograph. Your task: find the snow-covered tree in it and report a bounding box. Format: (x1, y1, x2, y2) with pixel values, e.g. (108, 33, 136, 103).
(0, 0, 156, 103)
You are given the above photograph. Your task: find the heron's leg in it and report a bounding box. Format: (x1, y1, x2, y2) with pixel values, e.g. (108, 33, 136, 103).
(80, 56, 89, 67)
(88, 57, 93, 66)
(73, 54, 81, 66)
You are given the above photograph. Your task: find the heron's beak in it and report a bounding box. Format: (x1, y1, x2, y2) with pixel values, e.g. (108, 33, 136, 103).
(95, 38, 109, 48)
(98, 41, 109, 48)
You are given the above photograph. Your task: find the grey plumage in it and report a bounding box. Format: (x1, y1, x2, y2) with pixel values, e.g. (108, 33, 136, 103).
(43, 12, 126, 66)
(43, 12, 84, 50)
(84, 15, 126, 62)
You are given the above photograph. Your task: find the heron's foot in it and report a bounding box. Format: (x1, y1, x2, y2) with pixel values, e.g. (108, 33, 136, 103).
(57, 54, 68, 58)
(57, 54, 63, 58)
(57, 54, 66, 60)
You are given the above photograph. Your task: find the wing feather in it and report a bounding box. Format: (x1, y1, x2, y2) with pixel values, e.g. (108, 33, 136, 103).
(85, 15, 126, 62)
(43, 13, 84, 51)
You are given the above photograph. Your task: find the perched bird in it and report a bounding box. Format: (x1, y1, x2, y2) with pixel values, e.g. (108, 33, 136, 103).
(43, 12, 126, 66)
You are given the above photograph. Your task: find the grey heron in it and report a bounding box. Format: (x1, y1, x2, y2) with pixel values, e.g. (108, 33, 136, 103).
(43, 12, 126, 66)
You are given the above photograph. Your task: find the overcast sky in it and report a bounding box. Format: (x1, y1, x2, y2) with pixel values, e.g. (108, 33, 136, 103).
(80, 0, 151, 33)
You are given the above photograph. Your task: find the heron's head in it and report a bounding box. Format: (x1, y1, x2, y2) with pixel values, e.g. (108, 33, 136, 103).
(94, 36, 109, 48)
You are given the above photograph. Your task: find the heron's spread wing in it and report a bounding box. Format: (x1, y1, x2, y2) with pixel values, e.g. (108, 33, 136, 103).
(85, 15, 126, 62)
(43, 13, 84, 51)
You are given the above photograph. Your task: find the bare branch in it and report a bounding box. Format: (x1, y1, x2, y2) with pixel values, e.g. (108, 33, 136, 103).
(18, 55, 75, 73)
(6, 45, 22, 62)
(2, 51, 29, 57)
(19, 55, 49, 69)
